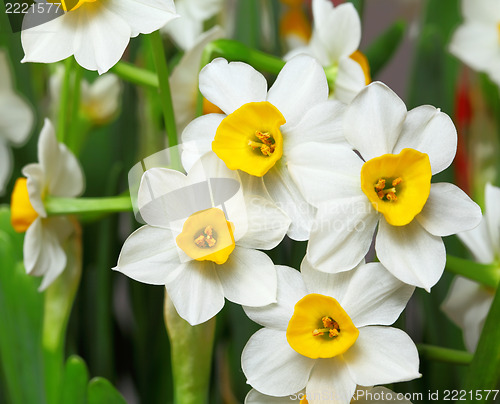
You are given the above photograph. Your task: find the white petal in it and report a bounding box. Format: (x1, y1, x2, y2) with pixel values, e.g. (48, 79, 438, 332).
(22, 163, 47, 217)
(313, 2, 361, 61)
(263, 164, 316, 241)
(287, 143, 364, 207)
(0, 141, 12, 195)
(23, 217, 44, 276)
(242, 328, 315, 396)
(376, 219, 446, 291)
(267, 55, 329, 127)
(105, 0, 177, 38)
(245, 389, 294, 404)
(354, 386, 413, 404)
(85, 73, 122, 121)
(170, 27, 225, 133)
(199, 58, 267, 115)
(394, 105, 457, 175)
(37, 118, 59, 184)
(283, 101, 348, 155)
(307, 197, 378, 273)
(344, 326, 420, 386)
(181, 114, 225, 172)
(162, 12, 201, 51)
(344, 82, 407, 161)
(244, 265, 307, 330)
(333, 57, 366, 104)
(0, 50, 13, 92)
(462, 0, 500, 23)
(416, 183, 482, 237)
(182, 0, 223, 21)
(165, 260, 225, 325)
(441, 277, 493, 352)
(114, 225, 183, 285)
(485, 183, 500, 255)
(49, 142, 85, 197)
(0, 92, 34, 146)
(457, 218, 495, 264)
(306, 357, 356, 404)
(217, 247, 277, 307)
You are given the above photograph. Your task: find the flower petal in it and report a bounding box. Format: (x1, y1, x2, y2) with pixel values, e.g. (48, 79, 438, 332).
(376, 218, 446, 291)
(306, 197, 378, 273)
(306, 357, 356, 404)
(22, 163, 47, 217)
(333, 57, 366, 104)
(114, 225, 183, 285)
(165, 260, 225, 325)
(416, 183, 482, 237)
(457, 218, 495, 264)
(199, 58, 267, 115)
(267, 55, 328, 128)
(0, 92, 34, 146)
(244, 265, 307, 330)
(0, 141, 12, 195)
(283, 101, 347, 155)
(242, 328, 315, 396)
(217, 247, 277, 307)
(287, 143, 364, 207)
(354, 386, 413, 403)
(245, 389, 294, 404)
(485, 183, 500, 254)
(394, 105, 457, 175)
(344, 326, 420, 386)
(344, 82, 407, 161)
(263, 164, 316, 241)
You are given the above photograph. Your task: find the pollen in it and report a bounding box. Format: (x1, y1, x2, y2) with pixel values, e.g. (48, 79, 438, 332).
(374, 176, 400, 202)
(313, 316, 341, 339)
(248, 130, 277, 156)
(194, 225, 218, 248)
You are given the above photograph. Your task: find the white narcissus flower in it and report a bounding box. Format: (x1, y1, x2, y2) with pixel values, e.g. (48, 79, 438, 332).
(442, 183, 500, 352)
(162, 0, 223, 50)
(246, 386, 413, 404)
(288, 82, 482, 291)
(285, 0, 369, 103)
(449, 0, 500, 87)
(242, 262, 419, 404)
(170, 26, 225, 134)
(10, 119, 85, 291)
(182, 55, 347, 241)
(114, 152, 290, 326)
(21, 0, 178, 74)
(0, 50, 34, 195)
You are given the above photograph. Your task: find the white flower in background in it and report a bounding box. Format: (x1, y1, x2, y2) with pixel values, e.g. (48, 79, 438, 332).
(21, 0, 178, 74)
(10, 119, 85, 291)
(0, 50, 34, 195)
(170, 26, 225, 134)
(288, 82, 482, 291)
(279, 4, 312, 52)
(442, 183, 500, 352)
(162, 0, 223, 50)
(114, 152, 290, 325)
(242, 262, 418, 404)
(182, 55, 347, 241)
(449, 0, 500, 87)
(246, 386, 413, 404)
(50, 65, 122, 125)
(285, 0, 370, 103)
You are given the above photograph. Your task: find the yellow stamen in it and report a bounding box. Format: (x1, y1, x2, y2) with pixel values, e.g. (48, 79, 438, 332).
(286, 294, 359, 359)
(10, 178, 39, 233)
(176, 208, 235, 265)
(350, 50, 371, 85)
(361, 148, 432, 226)
(212, 101, 285, 177)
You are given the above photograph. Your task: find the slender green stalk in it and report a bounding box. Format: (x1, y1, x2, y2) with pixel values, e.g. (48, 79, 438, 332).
(445, 255, 500, 289)
(66, 64, 83, 155)
(464, 284, 500, 400)
(417, 344, 473, 366)
(111, 61, 159, 89)
(57, 57, 74, 143)
(148, 30, 178, 149)
(164, 294, 215, 404)
(44, 195, 132, 216)
(43, 226, 82, 404)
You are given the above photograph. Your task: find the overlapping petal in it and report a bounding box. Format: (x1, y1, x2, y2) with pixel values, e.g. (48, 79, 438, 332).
(306, 358, 356, 404)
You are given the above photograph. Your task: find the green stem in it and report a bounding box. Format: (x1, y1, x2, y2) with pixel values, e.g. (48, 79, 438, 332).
(66, 64, 83, 155)
(164, 294, 215, 404)
(43, 227, 82, 404)
(56, 57, 74, 143)
(464, 284, 500, 400)
(111, 61, 159, 89)
(417, 344, 473, 366)
(445, 255, 500, 289)
(148, 30, 178, 149)
(44, 195, 132, 216)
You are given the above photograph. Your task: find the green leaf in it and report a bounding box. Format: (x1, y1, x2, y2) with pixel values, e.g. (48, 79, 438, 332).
(0, 206, 46, 404)
(87, 378, 127, 404)
(59, 356, 89, 404)
(446, 255, 500, 289)
(364, 20, 406, 78)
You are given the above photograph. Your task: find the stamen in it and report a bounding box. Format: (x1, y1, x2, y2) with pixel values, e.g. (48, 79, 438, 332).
(194, 225, 217, 248)
(392, 177, 402, 187)
(374, 177, 402, 202)
(375, 179, 386, 192)
(386, 191, 397, 201)
(313, 317, 341, 338)
(248, 130, 276, 156)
